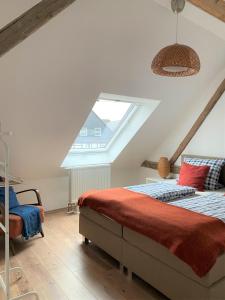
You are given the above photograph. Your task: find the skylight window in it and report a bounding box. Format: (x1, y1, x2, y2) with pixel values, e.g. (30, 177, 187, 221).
(62, 93, 160, 168)
(70, 99, 136, 153)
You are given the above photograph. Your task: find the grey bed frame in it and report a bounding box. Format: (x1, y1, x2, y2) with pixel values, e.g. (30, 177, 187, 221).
(79, 155, 225, 300)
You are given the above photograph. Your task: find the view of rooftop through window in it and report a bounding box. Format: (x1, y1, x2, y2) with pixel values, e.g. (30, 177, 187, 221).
(70, 99, 136, 152)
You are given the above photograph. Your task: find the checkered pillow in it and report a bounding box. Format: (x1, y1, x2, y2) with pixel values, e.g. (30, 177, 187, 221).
(184, 158, 225, 190)
(126, 182, 196, 202)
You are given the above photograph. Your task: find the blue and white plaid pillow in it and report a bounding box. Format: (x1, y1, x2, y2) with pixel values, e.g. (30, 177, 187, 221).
(184, 158, 225, 190)
(126, 182, 195, 202)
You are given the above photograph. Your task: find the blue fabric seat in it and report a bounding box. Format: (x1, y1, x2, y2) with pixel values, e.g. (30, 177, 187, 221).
(0, 187, 44, 254)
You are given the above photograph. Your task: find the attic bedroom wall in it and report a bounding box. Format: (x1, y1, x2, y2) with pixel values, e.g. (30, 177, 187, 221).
(0, 0, 40, 27)
(139, 70, 225, 182)
(0, 0, 225, 210)
(13, 169, 138, 211)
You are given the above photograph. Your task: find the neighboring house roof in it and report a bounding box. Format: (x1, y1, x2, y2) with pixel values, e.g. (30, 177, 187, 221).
(82, 111, 107, 130)
(75, 111, 113, 145)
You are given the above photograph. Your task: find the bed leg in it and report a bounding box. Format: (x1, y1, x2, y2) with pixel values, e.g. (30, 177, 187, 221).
(127, 269, 133, 281)
(84, 237, 89, 244)
(119, 263, 124, 273)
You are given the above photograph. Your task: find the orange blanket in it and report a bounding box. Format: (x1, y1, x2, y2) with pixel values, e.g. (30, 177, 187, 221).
(79, 188, 225, 277)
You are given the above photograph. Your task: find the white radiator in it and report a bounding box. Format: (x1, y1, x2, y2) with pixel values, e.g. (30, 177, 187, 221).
(69, 164, 111, 203)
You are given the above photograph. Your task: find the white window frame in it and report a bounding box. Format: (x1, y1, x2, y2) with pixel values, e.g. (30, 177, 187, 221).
(79, 127, 87, 137)
(62, 95, 160, 168)
(94, 128, 102, 137)
(104, 104, 137, 151)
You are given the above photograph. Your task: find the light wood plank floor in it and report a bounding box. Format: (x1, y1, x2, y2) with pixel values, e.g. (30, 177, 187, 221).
(0, 210, 168, 300)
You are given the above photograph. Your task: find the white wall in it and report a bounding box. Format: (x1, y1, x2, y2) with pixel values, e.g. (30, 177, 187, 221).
(0, 0, 225, 180)
(138, 70, 225, 183)
(111, 167, 140, 187)
(0, 1, 40, 28)
(13, 77, 225, 212)
(12, 167, 139, 212)
(0, 1, 224, 210)
(14, 176, 69, 212)
(153, 71, 225, 160)
(184, 96, 225, 157)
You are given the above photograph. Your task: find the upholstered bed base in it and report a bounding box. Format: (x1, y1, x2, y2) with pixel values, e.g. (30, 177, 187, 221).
(79, 207, 225, 300)
(79, 211, 123, 262)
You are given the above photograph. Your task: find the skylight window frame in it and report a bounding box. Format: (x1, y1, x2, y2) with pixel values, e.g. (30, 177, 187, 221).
(103, 103, 138, 152)
(70, 99, 138, 154)
(62, 94, 160, 169)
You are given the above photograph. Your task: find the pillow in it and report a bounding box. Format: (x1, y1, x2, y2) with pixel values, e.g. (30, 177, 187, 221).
(0, 187, 20, 209)
(184, 158, 225, 190)
(177, 163, 210, 191)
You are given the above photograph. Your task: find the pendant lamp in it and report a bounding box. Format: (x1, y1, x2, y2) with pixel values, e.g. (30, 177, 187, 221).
(151, 0, 200, 77)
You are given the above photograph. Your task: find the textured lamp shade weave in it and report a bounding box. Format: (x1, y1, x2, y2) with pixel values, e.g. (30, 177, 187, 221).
(151, 43, 200, 77)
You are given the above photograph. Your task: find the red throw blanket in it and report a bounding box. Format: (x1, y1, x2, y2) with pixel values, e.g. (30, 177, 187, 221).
(79, 188, 225, 277)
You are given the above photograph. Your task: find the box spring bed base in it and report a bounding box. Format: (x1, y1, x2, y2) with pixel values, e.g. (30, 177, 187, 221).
(79, 207, 225, 300)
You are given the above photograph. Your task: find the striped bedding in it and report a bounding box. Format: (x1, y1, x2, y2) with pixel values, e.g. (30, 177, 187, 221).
(171, 193, 225, 222)
(126, 182, 196, 202)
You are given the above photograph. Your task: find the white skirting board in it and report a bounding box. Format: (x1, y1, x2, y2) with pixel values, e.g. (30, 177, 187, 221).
(69, 165, 111, 204)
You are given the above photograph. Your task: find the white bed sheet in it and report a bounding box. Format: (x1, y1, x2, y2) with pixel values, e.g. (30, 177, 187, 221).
(196, 188, 225, 197)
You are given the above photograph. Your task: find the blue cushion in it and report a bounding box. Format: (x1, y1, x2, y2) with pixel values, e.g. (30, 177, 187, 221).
(0, 187, 20, 209)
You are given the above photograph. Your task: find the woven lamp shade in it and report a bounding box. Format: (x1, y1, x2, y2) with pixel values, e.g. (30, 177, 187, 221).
(151, 43, 200, 77)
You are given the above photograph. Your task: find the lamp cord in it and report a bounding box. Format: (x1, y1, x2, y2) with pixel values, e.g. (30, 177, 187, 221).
(176, 11, 179, 44)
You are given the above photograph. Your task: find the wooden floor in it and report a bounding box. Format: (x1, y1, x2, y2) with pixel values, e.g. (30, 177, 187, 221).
(0, 210, 167, 300)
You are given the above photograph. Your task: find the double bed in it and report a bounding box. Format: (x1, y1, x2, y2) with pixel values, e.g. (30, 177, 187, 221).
(79, 155, 225, 300)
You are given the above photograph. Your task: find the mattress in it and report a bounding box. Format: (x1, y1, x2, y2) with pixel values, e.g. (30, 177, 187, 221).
(126, 182, 196, 202)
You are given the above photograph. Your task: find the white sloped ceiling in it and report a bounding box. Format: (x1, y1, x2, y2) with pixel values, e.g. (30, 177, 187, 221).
(0, 0, 224, 179)
(0, 1, 40, 28)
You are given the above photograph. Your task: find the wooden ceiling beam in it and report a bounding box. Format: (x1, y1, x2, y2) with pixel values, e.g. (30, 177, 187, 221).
(0, 0, 77, 58)
(170, 78, 225, 165)
(141, 78, 225, 172)
(141, 160, 180, 174)
(188, 0, 225, 22)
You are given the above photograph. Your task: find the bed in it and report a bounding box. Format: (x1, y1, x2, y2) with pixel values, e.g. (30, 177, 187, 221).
(79, 155, 225, 300)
